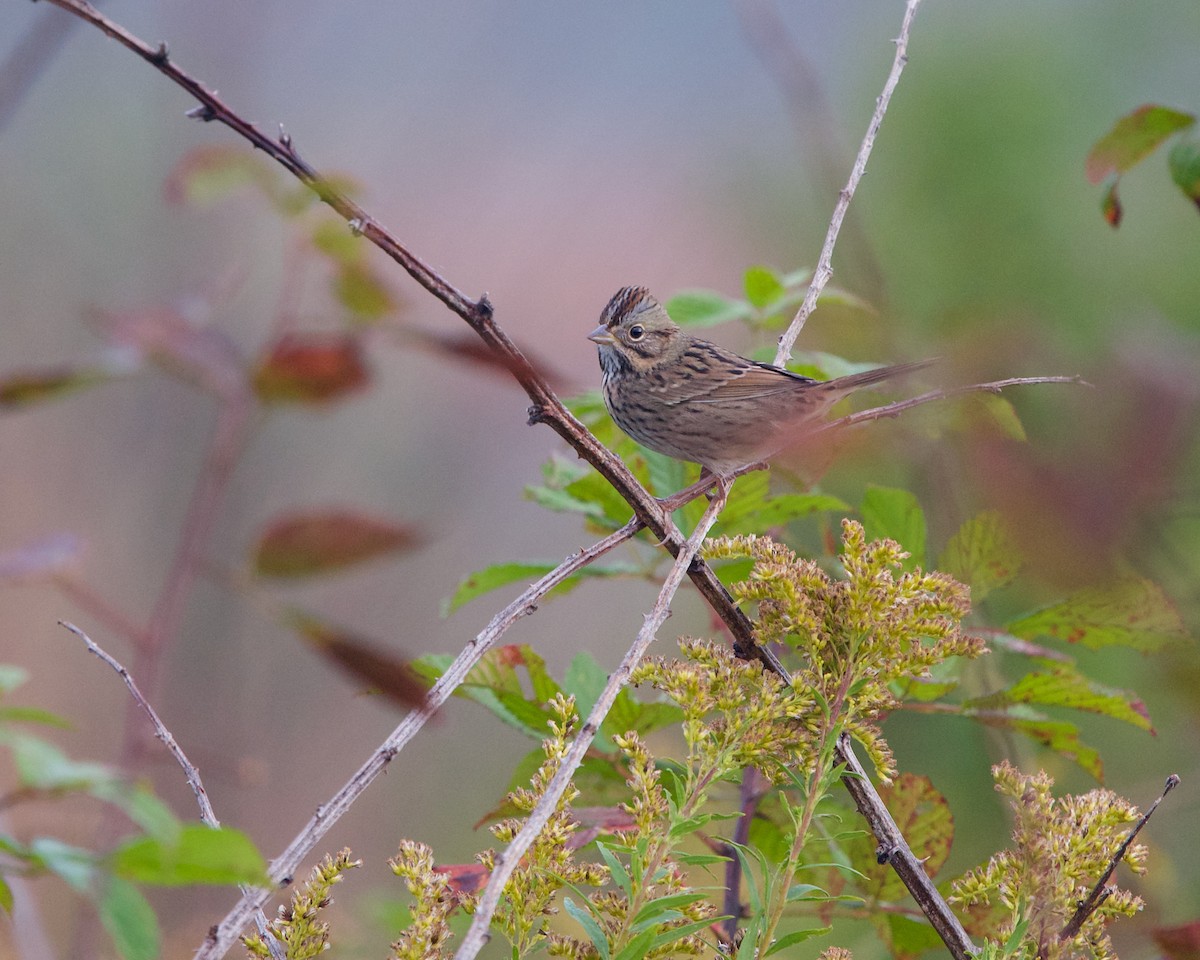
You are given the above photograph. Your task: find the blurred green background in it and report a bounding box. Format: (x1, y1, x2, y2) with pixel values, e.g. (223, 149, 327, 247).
(2, 1, 1198, 957)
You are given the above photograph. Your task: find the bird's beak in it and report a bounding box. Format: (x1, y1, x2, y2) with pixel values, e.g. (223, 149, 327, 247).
(588, 324, 616, 345)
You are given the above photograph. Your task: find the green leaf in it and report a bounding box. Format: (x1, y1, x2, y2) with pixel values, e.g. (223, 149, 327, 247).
(111, 824, 269, 887)
(99, 877, 160, 960)
(763, 926, 833, 956)
(613, 930, 656, 960)
(0, 875, 12, 913)
(1007, 576, 1188, 651)
(334, 262, 396, 320)
(563, 896, 609, 960)
(164, 146, 274, 206)
(938, 510, 1022, 603)
(1085, 104, 1196, 183)
(524, 484, 609, 520)
(665, 290, 752, 328)
(603, 692, 684, 741)
(632, 892, 707, 926)
(1168, 138, 1200, 208)
(89, 782, 181, 843)
(650, 917, 724, 950)
(966, 667, 1153, 731)
(31, 838, 96, 891)
(8, 734, 112, 790)
(444, 561, 558, 614)
(595, 841, 631, 897)
(744, 266, 786, 309)
(564, 652, 608, 717)
(674, 851, 730, 867)
(0, 665, 29, 696)
(719, 493, 848, 536)
(975, 712, 1103, 780)
(785, 883, 828, 902)
(886, 913, 945, 956)
(0, 706, 72, 728)
(860, 486, 926, 568)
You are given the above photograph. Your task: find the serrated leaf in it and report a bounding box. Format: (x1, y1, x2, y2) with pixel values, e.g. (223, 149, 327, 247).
(1007, 576, 1188, 651)
(99, 877, 160, 960)
(744, 266, 786, 309)
(966, 667, 1152, 732)
(111, 824, 268, 887)
(524, 483, 609, 520)
(849, 774, 953, 901)
(252, 509, 419, 579)
(1168, 138, 1200, 208)
(665, 290, 752, 328)
(860, 486, 926, 568)
(939, 511, 1022, 603)
(975, 712, 1103, 779)
(1086, 105, 1196, 184)
(252, 333, 369, 406)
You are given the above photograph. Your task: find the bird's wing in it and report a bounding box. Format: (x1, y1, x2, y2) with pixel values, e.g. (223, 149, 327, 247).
(657, 354, 816, 406)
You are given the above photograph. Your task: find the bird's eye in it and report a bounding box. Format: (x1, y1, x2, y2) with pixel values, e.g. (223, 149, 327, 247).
(628, 324, 645, 341)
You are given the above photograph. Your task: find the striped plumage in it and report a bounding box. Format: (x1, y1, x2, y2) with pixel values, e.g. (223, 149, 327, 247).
(588, 286, 930, 477)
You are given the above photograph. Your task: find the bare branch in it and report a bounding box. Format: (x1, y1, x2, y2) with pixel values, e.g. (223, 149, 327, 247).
(59, 621, 283, 957)
(837, 734, 977, 960)
(774, 0, 924, 365)
(453, 491, 729, 960)
(197, 520, 642, 960)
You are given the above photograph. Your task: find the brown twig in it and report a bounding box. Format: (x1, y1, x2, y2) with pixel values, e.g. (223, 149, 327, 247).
(721, 767, 766, 944)
(837, 734, 977, 959)
(774, 0, 924, 365)
(453, 491, 730, 960)
(1056, 774, 1180, 946)
(198, 520, 642, 959)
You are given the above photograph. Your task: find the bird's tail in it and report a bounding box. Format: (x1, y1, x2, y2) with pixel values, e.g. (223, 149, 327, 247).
(823, 357, 937, 394)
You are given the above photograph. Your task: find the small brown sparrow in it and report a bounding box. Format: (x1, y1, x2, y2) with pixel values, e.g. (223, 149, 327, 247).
(589, 286, 930, 485)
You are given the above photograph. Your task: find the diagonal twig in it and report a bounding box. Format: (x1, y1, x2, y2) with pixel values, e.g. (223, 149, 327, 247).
(58, 620, 283, 958)
(774, 0, 924, 366)
(197, 520, 642, 959)
(453, 490, 730, 960)
(1057, 774, 1180, 946)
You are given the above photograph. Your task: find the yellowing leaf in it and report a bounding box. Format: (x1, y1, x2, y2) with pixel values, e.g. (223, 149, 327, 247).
(1007, 576, 1188, 652)
(939, 511, 1022, 603)
(334, 262, 396, 320)
(163, 146, 274, 206)
(252, 510, 420, 579)
(1085, 104, 1195, 184)
(967, 667, 1152, 732)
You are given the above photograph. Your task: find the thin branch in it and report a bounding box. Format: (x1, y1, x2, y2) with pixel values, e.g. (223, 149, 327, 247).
(58, 621, 283, 957)
(453, 492, 729, 960)
(836, 734, 977, 960)
(197, 520, 642, 960)
(1057, 774, 1180, 945)
(774, 0, 923, 366)
(721, 767, 765, 944)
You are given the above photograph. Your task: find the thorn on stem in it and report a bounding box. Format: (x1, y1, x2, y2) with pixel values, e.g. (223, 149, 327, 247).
(348, 218, 365, 237)
(150, 42, 169, 65)
(477, 293, 494, 319)
(185, 103, 216, 122)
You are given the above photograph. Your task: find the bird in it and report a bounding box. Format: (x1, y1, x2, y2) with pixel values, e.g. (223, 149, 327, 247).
(588, 286, 931, 495)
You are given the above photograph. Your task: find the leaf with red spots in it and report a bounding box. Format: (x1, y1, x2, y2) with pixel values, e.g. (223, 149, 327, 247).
(938, 511, 1022, 604)
(252, 334, 369, 405)
(966, 665, 1153, 733)
(1007, 576, 1188, 652)
(252, 510, 420, 579)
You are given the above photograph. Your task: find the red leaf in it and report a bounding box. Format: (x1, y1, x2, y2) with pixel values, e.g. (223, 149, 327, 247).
(289, 613, 428, 709)
(252, 334, 369, 405)
(432, 863, 490, 895)
(252, 510, 421, 579)
(1155, 921, 1200, 960)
